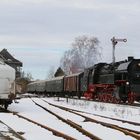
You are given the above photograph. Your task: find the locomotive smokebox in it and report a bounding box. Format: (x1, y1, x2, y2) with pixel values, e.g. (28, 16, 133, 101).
(128, 56, 134, 61)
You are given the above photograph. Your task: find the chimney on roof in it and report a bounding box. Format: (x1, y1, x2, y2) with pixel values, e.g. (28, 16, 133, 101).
(128, 56, 134, 61)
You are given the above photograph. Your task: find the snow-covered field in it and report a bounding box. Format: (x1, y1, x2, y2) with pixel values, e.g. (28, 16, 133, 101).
(0, 96, 140, 140)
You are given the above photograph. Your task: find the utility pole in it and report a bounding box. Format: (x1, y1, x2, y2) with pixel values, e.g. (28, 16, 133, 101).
(111, 37, 127, 65)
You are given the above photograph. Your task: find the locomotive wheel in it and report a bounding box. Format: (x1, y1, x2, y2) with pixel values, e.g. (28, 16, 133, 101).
(108, 96, 114, 103)
(102, 95, 105, 102)
(113, 97, 120, 104)
(98, 95, 103, 101)
(128, 92, 135, 104)
(4, 103, 8, 110)
(103, 95, 107, 102)
(122, 98, 127, 103)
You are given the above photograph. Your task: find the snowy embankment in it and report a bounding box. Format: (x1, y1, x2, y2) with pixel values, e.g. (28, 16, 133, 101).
(46, 97, 140, 122)
(0, 96, 139, 140)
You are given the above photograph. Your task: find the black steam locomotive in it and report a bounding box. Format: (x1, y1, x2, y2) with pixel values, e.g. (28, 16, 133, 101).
(27, 57, 140, 104)
(83, 57, 140, 103)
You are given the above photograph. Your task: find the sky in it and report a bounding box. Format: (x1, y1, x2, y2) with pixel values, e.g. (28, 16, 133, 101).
(0, 0, 140, 80)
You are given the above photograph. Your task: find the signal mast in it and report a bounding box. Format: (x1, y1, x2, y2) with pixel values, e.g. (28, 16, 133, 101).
(111, 37, 127, 65)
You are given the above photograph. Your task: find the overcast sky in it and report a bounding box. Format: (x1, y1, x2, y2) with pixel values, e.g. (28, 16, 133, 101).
(0, 0, 140, 80)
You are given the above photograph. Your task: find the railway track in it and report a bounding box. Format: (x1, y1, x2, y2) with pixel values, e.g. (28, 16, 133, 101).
(30, 98, 102, 140)
(0, 120, 25, 140)
(0, 106, 78, 139)
(15, 113, 76, 140)
(34, 98, 140, 140)
(42, 99, 140, 126)
(1, 96, 140, 140)
(1, 102, 97, 140)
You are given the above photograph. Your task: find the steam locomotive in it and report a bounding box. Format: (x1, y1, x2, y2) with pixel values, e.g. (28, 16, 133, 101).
(83, 56, 140, 103)
(27, 57, 140, 104)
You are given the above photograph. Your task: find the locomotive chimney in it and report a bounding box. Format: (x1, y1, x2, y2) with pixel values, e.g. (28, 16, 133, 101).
(128, 56, 134, 61)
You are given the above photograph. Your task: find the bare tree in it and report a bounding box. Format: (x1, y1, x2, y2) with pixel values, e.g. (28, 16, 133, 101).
(60, 35, 101, 74)
(46, 66, 55, 79)
(16, 71, 33, 93)
(60, 50, 72, 74)
(26, 72, 33, 81)
(21, 71, 33, 81)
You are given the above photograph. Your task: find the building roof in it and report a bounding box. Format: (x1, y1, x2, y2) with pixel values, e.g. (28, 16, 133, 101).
(0, 48, 22, 66)
(65, 72, 83, 77)
(54, 67, 65, 77)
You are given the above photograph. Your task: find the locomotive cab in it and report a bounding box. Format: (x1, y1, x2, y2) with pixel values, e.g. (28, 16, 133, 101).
(115, 63, 130, 102)
(115, 58, 140, 102)
(128, 59, 140, 101)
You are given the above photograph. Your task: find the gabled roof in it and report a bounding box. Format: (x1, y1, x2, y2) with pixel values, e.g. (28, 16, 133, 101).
(54, 67, 65, 77)
(0, 48, 22, 66)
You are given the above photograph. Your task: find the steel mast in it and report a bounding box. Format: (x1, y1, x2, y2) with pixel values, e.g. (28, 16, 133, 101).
(111, 37, 127, 65)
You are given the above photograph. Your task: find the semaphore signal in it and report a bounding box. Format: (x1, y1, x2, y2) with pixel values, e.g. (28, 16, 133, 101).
(111, 36, 127, 65)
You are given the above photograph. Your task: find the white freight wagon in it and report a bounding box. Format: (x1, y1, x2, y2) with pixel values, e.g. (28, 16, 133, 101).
(0, 60, 15, 109)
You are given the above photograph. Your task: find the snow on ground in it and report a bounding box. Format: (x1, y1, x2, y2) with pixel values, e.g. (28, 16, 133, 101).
(0, 96, 139, 140)
(8, 98, 91, 140)
(32, 98, 136, 140)
(45, 97, 140, 122)
(0, 113, 63, 140)
(43, 97, 140, 132)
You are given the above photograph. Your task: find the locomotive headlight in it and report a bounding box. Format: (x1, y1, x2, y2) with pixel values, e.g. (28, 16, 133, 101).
(126, 81, 129, 85)
(138, 63, 140, 67)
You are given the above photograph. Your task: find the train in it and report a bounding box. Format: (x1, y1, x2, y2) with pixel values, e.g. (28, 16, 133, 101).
(27, 57, 140, 104)
(0, 59, 16, 109)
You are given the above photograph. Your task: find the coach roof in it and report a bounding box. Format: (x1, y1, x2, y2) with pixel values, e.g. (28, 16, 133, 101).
(65, 72, 83, 78)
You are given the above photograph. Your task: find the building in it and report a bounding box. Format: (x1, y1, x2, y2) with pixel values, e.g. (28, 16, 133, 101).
(54, 67, 65, 77)
(0, 48, 23, 78)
